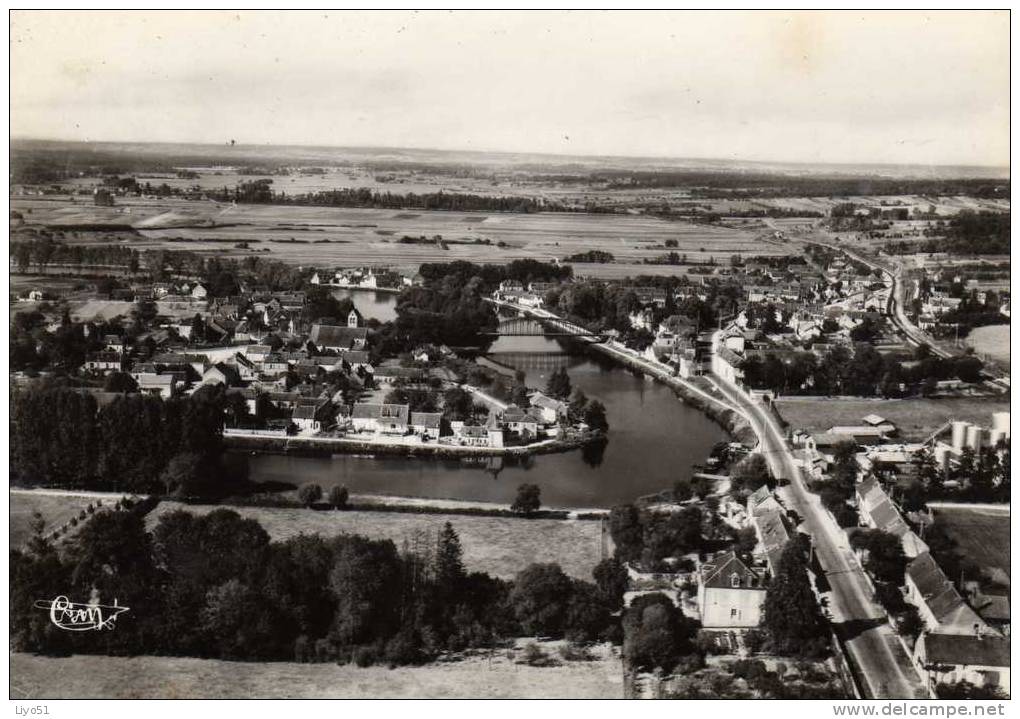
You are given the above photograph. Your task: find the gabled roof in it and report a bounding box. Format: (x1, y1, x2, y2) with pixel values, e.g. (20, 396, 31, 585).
(351, 403, 409, 423)
(861, 414, 887, 426)
(410, 412, 441, 429)
(752, 508, 790, 572)
(907, 552, 986, 632)
(309, 324, 368, 348)
(701, 552, 764, 590)
(921, 633, 1009, 668)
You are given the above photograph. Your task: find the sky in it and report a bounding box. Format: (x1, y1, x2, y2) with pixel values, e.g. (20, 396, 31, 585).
(9, 10, 1011, 168)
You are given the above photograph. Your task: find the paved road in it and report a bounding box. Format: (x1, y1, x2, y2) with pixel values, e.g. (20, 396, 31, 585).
(791, 233, 1009, 390)
(709, 375, 926, 699)
(487, 296, 926, 696)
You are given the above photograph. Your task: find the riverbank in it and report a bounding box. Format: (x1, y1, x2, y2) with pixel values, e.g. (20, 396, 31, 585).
(224, 428, 602, 458)
(583, 341, 754, 446)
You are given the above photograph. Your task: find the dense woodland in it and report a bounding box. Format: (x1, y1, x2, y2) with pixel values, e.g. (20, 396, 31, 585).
(11, 510, 625, 665)
(10, 385, 243, 497)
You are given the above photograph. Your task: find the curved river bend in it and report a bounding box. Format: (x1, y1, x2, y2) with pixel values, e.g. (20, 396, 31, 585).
(245, 292, 725, 508)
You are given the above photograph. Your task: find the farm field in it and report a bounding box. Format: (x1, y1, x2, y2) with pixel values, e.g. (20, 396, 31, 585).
(146, 502, 606, 580)
(933, 506, 1010, 581)
(11, 195, 793, 273)
(965, 325, 1010, 368)
(9, 489, 126, 547)
(774, 396, 1011, 442)
(10, 640, 624, 699)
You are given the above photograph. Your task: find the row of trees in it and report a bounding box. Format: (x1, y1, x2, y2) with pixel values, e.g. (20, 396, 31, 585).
(11, 385, 237, 497)
(11, 509, 627, 665)
(742, 343, 985, 398)
(208, 183, 566, 214)
(11, 234, 311, 294)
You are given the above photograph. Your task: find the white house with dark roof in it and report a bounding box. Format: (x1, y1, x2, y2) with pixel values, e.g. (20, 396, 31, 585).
(529, 392, 568, 424)
(410, 412, 442, 440)
(309, 324, 368, 352)
(913, 632, 1009, 695)
(351, 403, 409, 435)
(697, 551, 766, 628)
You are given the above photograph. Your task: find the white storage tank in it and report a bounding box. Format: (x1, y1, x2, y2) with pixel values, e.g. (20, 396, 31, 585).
(992, 412, 1010, 438)
(965, 424, 984, 452)
(933, 444, 953, 474)
(951, 421, 970, 452)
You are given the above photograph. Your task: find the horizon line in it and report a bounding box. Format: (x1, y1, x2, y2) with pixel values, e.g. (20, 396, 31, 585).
(10, 135, 1010, 174)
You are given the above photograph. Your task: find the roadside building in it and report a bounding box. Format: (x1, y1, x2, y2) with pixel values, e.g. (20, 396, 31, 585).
(913, 632, 1010, 696)
(697, 551, 767, 628)
(410, 412, 442, 440)
(351, 403, 410, 435)
(905, 552, 988, 635)
(855, 476, 928, 558)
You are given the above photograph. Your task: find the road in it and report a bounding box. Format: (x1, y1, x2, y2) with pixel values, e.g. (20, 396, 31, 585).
(708, 374, 926, 699)
(789, 231, 1009, 390)
(488, 295, 926, 697)
(485, 298, 743, 416)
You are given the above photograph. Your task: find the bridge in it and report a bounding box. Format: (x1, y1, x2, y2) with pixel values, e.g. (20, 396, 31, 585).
(482, 315, 603, 339)
(485, 351, 574, 374)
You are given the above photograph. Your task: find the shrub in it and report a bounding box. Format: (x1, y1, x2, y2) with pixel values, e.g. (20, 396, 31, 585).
(354, 646, 379, 667)
(559, 642, 595, 662)
(519, 641, 558, 667)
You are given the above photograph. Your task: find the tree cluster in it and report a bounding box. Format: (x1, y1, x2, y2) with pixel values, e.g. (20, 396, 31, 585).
(11, 385, 237, 497)
(11, 513, 619, 665)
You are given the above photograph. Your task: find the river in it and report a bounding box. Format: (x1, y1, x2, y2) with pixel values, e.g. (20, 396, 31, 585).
(247, 293, 726, 508)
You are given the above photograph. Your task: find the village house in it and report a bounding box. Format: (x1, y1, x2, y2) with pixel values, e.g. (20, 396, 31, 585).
(351, 403, 410, 435)
(371, 366, 426, 386)
(529, 392, 568, 424)
(104, 335, 126, 354)
(905, 552, 988, 636)
(912, 632, 1010, 696)
(309, 324, 368, 353)
(855, 476, 928, 558)
(84, 351, 123, 373)
(697, 551, 767, 628)
(499, 405, 543, 438)
(202, 362, 243, 387)
(450, 421, 504, 448)
(410, 412, 442, 440)
(135, 373, 180, 399)
(291, 400, 333, 433)
(749, 504, 790, 577)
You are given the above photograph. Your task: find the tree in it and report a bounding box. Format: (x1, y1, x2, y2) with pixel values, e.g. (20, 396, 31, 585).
(609, 504, 644, 563)
(435, 521, 466, 589)
(592, 557, 629, 612)
(936, 682, 1008, 700)
(762, 539, 827, 657)
(298, 483, 323, 507)
(160, 452, 210, 498)
(511, 483, 541, 516)
(510, 563, 574, 637)
(623, 592, 694, 672)
(850, 529, 906, 584)
(545, 367, 571, 400)
(103, 371, 137, 393)
(583, 400, 609, 433)
(328, 485, 349, 510)
(730, 453, 772, 495)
